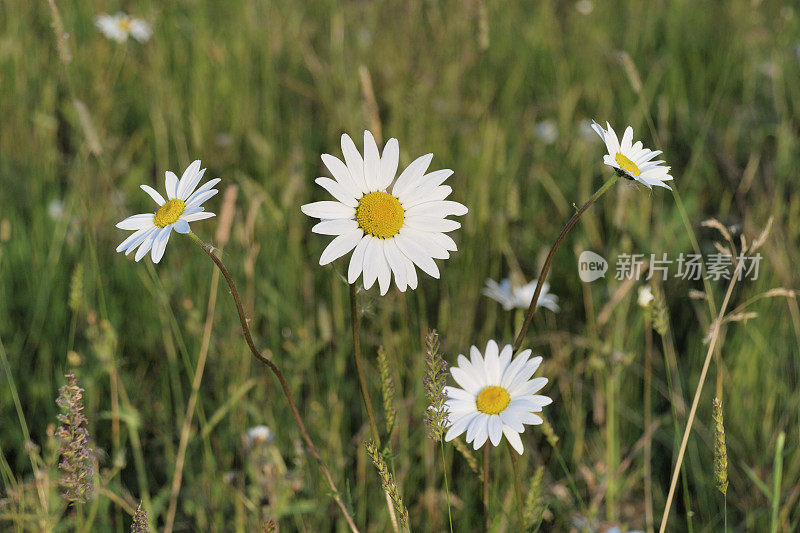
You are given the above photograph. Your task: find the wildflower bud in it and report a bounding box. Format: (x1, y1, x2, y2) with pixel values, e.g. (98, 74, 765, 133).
(377, 347, 396, 435)
(262, 519, 277, 533)
(712, 397, 729, 495)
(56, 372, 95, 503)
(131, 503, 149, 533)
(364, 440, 409, 527)
(423, 330, 449, 442)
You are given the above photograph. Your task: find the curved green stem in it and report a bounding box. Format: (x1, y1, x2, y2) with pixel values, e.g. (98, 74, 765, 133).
(188, 232, 360, 533)
(512, 174, 619, 352)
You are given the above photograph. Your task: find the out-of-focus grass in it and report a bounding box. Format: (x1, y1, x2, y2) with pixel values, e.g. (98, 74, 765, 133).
(1, 0, 799, 530)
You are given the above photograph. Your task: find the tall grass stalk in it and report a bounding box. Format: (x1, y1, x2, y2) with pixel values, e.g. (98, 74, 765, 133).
(659, 260, 744, 532)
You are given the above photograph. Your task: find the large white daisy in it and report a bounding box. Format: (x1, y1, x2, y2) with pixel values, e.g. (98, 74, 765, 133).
(301, 131, 468, 295)
(115, 160, 219, 263)
(444, 340, 552, 454)
(482, 278, 560, 312)
(96, 13, 152, 43)
(591, 121, 673, 190)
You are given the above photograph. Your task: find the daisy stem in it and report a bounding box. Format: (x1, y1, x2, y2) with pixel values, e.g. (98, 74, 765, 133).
(512, 174, 619, 353)
(187, 232, 360, 533)
(348, 285, 401, 532)
(507, 443, 525, 528)
(348, 284, 382, 447)
(483, 445, 490, 531)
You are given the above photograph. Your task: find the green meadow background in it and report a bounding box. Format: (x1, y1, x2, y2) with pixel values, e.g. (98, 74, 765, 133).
(2, 0, 799, 530)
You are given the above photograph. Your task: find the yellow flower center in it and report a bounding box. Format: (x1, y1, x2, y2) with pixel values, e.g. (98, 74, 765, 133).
(476, 386, 511, 415)
(154, 199, 185, 228)
(615, 152, 641, 176)
(355, 192, 405, 239)
(117, 17, 133, 32)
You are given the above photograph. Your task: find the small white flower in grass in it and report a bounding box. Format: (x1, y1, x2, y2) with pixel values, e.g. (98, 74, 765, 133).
(444, 340, 552, 454)
(591, 121, 673, 190)
(638, 286, 655, 308)
(482, 278, 560, 312)
(115, 160, 219, 263)
(96, 13, 152, 43)
(481, 278, 560, 313)
(301, 131, 468, 295)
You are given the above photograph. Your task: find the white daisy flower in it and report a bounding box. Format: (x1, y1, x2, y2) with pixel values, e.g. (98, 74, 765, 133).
(638, 286, 654, 308)
(96, 13, 152, 43)
(115, 160, 219, 263)
(444, 340, 552, 454)
(591, 121, 673, 190)
(482, 278, 560, 312)
(301, 131, 468, 295)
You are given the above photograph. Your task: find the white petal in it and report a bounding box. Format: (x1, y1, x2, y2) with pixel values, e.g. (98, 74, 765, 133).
(403, 216, 461, 233)
(140, 185, 165, 206)
(445, 413, 477, 442)
(116, 227, 150, 253)
(314, 177, 358, 207)
(378, 137, 399, 189)
(319, 228, 363, 265)
(165, 171, 179, 199)
(392, 153, 433, 199)
(134, 229, 158, 262)
(446, 385, 475, 402)
(376, 242, 391, 295)
(393, 234, 440, 278)
(312, 219, 358, 236)
(605, 122, 620, 155)
(321, 154, 362, 198)
(186, 189, 218, 209)
(405, 200, 468, 218)
(300, 201, 355, 220)
(340, 133, 367, 193)
(362, 130, 381, 192)
(403, 254, 418, 290)
(150, 226, 172, 263)
(451, 367, 482, 395)
(361, 237, 381, 290)
(500, 350, 532, 388)
(483, 340, 500, 384)
(182, 211, 216, 222)
(401, 185, 453, 208)
(177, 160, 204, 200)
(500, 411, 525, 433)
(116, 213, 155, 230)
(488, 415, 503, 446)
(471, 417, 490, 450)
(186, 178, 222, 203)
(620, 126, 634, 153)
(383, 238, 408, 291)
(173, 219, 190, 234)
(348, 236, 370, 284)
(498, 344, 513, 374)
(399, 228, 450, 259)
(123, 227, 157, 256)
(503, 426, 524, 454)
